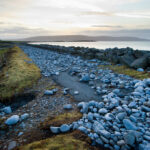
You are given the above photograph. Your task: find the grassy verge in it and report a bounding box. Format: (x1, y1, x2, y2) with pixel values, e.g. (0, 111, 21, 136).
(99, 65, 150, 80)
(18, 130, 97, 150)
(0, 46, 41, 102)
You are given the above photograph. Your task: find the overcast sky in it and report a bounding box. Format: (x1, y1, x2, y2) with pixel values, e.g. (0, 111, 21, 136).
(0, 0, 150, 39)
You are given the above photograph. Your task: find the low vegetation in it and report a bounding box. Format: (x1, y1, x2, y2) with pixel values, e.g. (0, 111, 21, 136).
(17, 112, 100, 150)
(99, 65, 150, 80)
(40, 111, 82, 130)
(18, 130, 99, 150)
(0, 46, 41, 102)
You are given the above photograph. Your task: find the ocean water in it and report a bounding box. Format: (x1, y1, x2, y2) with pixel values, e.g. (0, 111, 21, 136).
(30, 41, 150, 51)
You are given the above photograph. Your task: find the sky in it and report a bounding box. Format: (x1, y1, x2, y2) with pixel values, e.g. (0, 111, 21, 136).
(0, 0, 150, 39)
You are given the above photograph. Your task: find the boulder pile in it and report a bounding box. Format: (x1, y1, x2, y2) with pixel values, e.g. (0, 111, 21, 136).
(27, 44, 150, 70)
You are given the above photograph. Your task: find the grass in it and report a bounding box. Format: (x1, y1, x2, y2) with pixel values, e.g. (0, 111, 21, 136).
(99, 65, 150, 80)
(17, 130, 98, 150)
(17, 111, 99, 150)
(0, 46, 41, 102)
(40, 111, 82, 130)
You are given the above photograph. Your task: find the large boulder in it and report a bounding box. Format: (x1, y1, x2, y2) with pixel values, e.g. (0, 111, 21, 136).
(119, 54, 135, 67)
(131, 54, 150, 69)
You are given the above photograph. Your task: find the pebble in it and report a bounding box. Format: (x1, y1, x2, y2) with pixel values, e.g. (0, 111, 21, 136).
(74, 91, 79, 95)
(44, 90, 54, 95)
(63, 104, 73, 110)
(21, 113, 29, 121)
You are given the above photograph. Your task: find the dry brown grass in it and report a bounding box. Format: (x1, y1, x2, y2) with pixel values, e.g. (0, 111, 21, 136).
(99, 65, 150, 80)
(0, 46, 41, 102)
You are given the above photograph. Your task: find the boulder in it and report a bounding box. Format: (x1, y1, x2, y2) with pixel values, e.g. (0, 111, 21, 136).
(5, 115, 20, 125)
(131, 54, 150, 69)
(119, 54, 135, 67)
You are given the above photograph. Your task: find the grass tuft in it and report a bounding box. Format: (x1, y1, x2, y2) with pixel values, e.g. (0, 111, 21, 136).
(99, 65, 150, 80)
(17, 130, 98, 150)
(40, 111, 82, 130)
(0, 46, 41, 102)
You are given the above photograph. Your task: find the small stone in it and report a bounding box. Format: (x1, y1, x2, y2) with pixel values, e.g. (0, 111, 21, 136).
(144, 135, 150, 141)
(142, 106, 150, 112)
(78, 126, 88, 134)
(5, 115, 19, 125)
(117, 140, 125, 146)
(123, 119, 137, 130)
(44, 90, 54, 95)
(129, 101, 137, 108)
(116, 112, 126, 121)
(8, 141, 17, 150)
(87, 112, 93, 121)
(105, 113, 112, 121)
(60, 124, 70, 132)
(137, 68, 144, 72)
(18, 132, 23, 136)
(99, 130, 111, 138)
(130, 115, 137, 123)
(99, 108, 108, 114)
(21, 113, 29, 121)
(74, 91, 79, 95)
(3, 106, 12, 114)
(80, 74, 90, 82)
(114, 145, 120, 150)
(124, 132, 135, 145)
(63, 104, 73, 110)
(50, 126, 60, 134)
(96, 138, 103, 145)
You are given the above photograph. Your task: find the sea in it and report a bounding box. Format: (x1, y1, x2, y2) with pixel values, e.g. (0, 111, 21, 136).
(30, 41, 150, 51)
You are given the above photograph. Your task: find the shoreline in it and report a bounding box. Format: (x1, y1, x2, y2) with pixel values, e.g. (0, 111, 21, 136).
(26, 43, 150, 71)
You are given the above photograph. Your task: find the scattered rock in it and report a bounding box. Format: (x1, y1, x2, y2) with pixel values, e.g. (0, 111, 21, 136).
(60, 124, 70, 132)
(3, 106, 12, 114)
(63, 104, 73, 110)
(21, 113, 29, 121)
(5, 115, 19, 125)
(50, 126, 60, 134)
(8, 141, 17, 150)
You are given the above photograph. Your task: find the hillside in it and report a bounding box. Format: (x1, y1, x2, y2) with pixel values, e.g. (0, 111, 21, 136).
(17, 35, 150, 42)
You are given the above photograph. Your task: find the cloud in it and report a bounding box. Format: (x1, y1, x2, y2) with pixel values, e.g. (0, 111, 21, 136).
(91, 25, 123, 28)
(80, 11, 114, 16)
(80, 28, 150, 39)
(116, 12, 150, 19)
(0, 26, 53, 39)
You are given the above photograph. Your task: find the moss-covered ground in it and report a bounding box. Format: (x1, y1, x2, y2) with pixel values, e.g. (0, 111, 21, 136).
(0, 46, 41, 102)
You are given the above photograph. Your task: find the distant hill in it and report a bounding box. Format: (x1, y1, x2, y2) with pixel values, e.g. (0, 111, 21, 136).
(17, 35, 150, 42)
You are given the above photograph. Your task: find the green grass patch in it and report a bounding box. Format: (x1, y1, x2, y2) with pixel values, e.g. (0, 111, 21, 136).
(0, 46, 41, 102)
(18, 130, 98, 150)
(99, 65, 150, 80)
